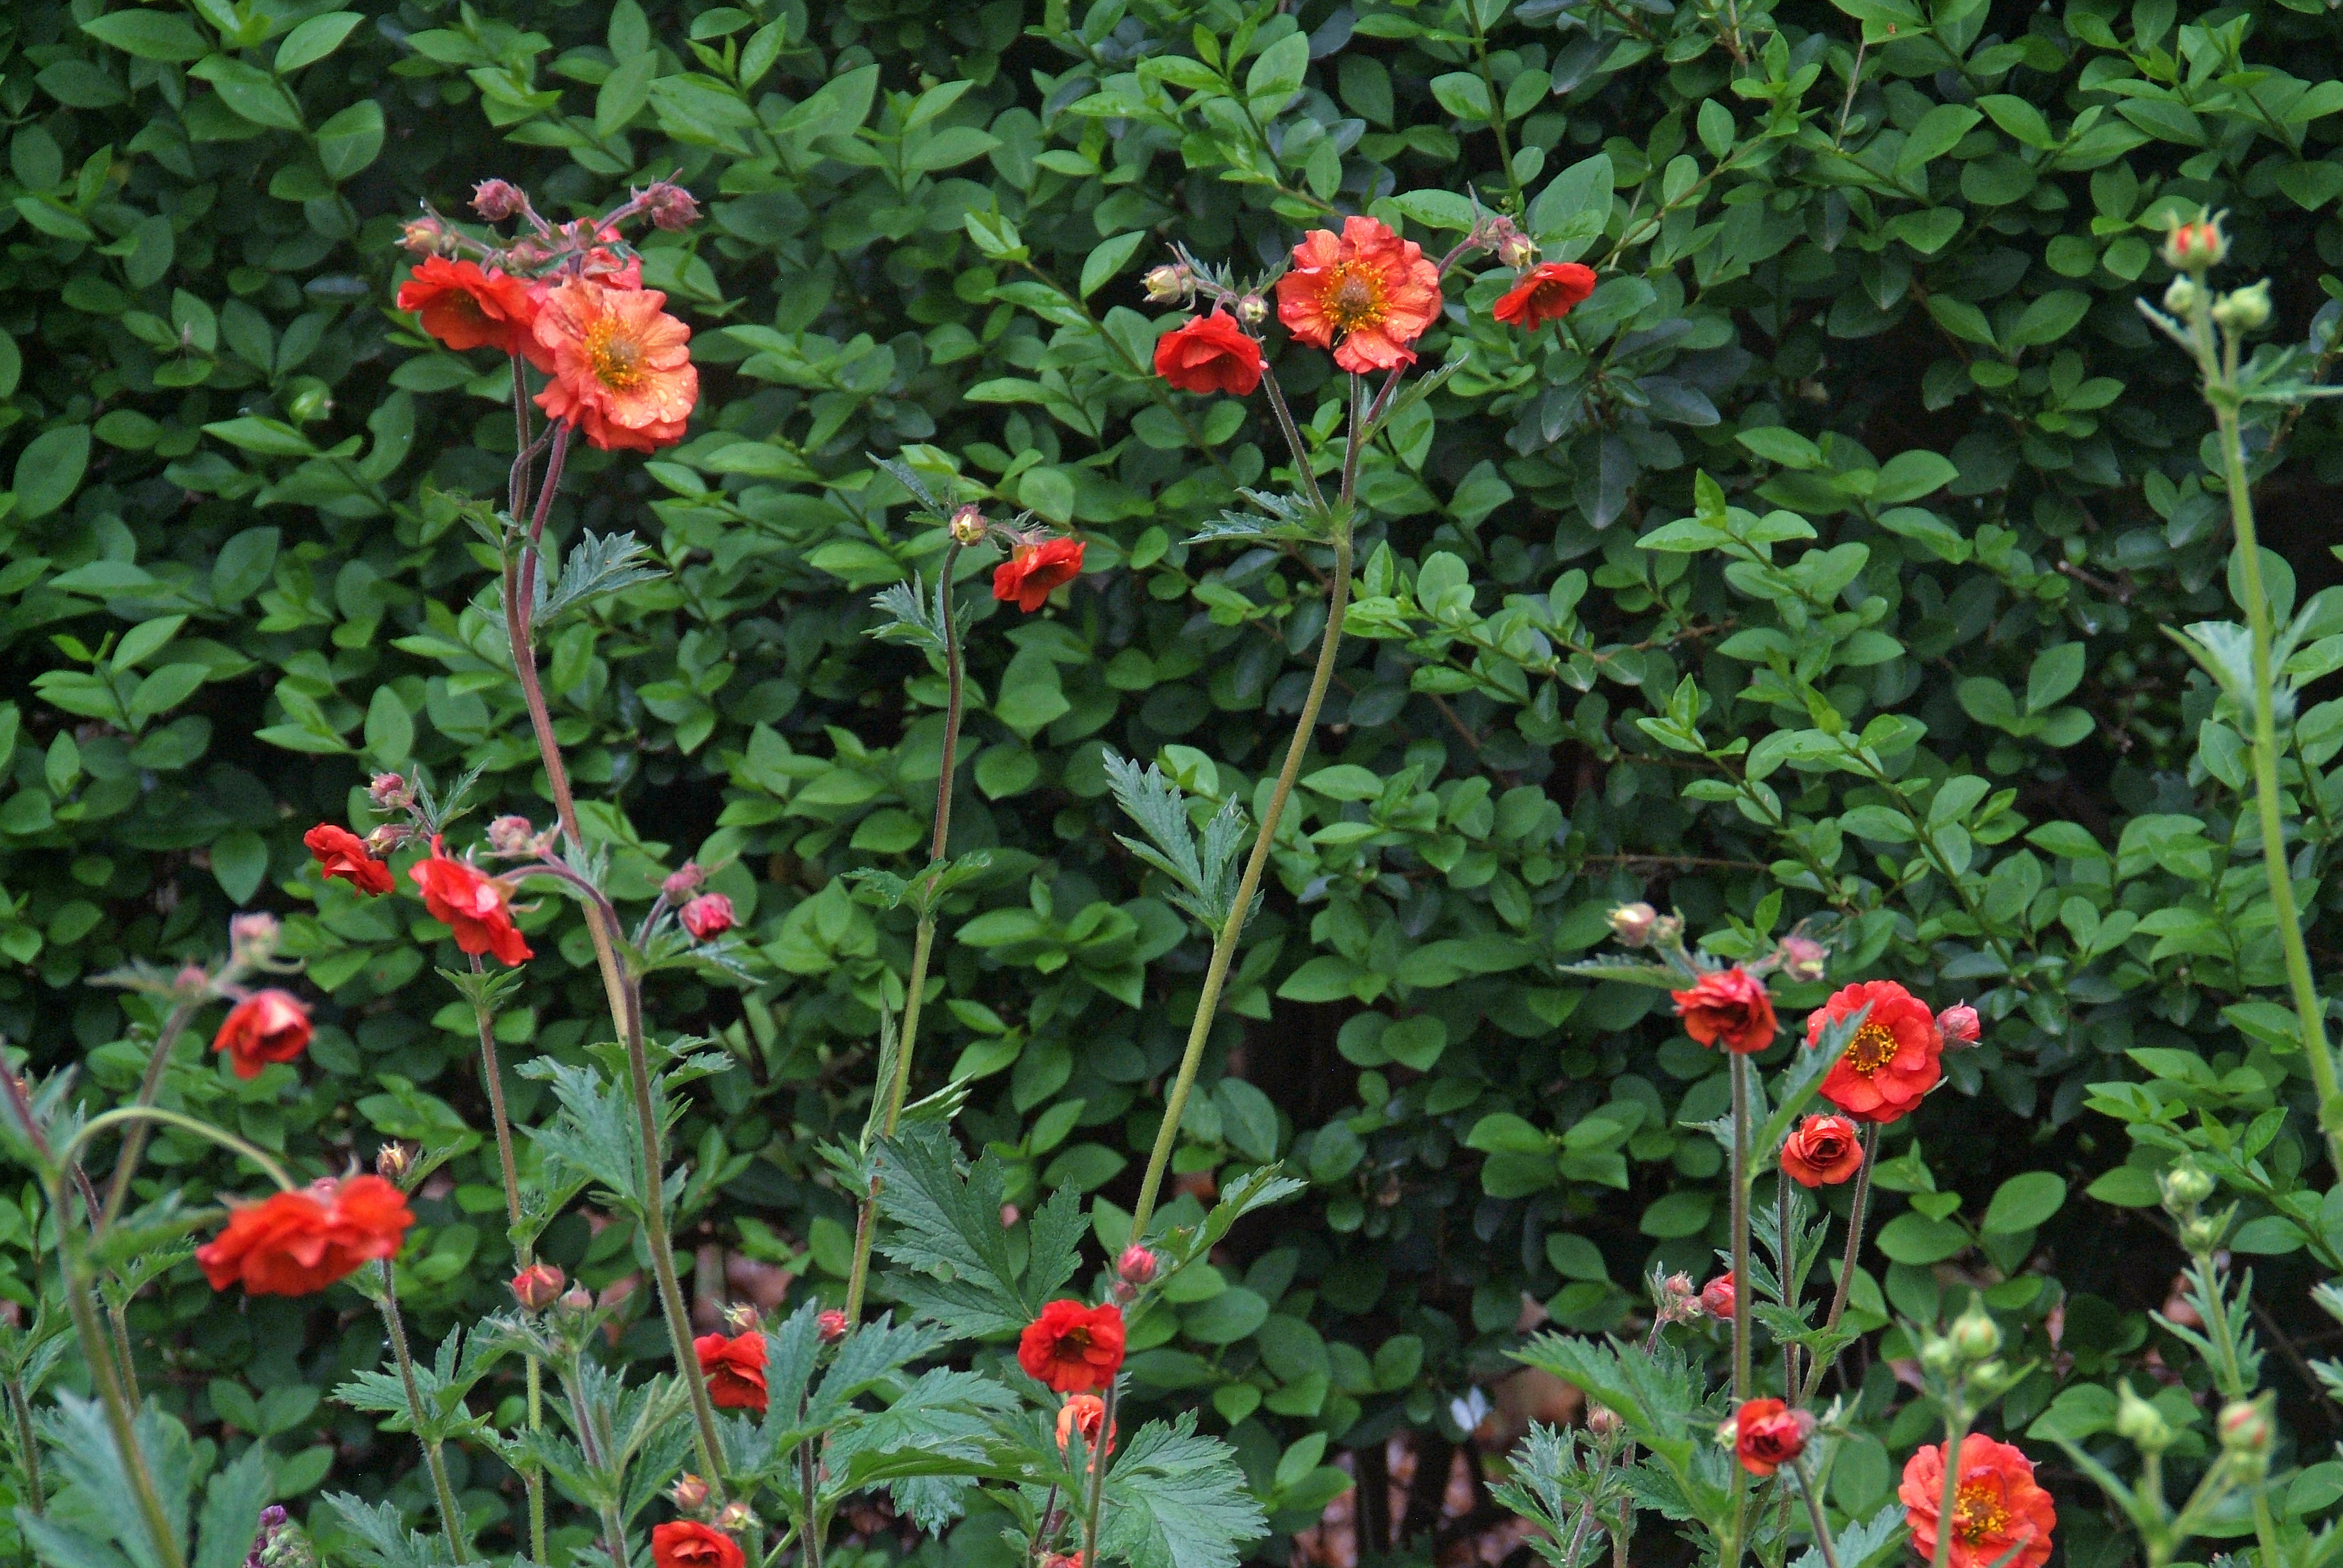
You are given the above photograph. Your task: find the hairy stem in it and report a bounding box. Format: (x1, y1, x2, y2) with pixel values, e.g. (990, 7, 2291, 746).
(98, 997, 199, 1231)
(1792, 1458, 1841, 1568)
(378, 1260, 471, 1559)
(1779, 1164, 1799, 1397)
(1930, 1413, 1969, 1568)
(1729, 1054, 1752, 1406)
(1080, 1381, 1119, 1568)
(466, 955, 546, 1561)
(800, 1427, 824, 1568)
(108, 1299, 141, 1407)
(7, 1376, 43, 1515)
(1800, 1123, 1878, 1404)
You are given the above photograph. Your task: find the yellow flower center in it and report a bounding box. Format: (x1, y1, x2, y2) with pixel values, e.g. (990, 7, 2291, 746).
(1844, 1021, 1897, 1075)
(1321, 263, 1387, 333)
(584, 316, 647, 391)
(1953, 1480, 2012, 1544)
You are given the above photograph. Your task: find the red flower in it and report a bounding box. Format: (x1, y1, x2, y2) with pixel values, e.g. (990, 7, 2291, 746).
(409, 843, 532, 966)
(532, 277, 698, 451)
(196, 1174, 413, 1297)
(993, 538, 1086, 613)
(1017, 1300, 1126, 1393)
(1493, 262, 1598, 328)
(694, 1330, 768, 1414)
(1807, 981, 1943, 1125)
(304, 824, 395, 896)
(1056, 1393, 1116, 1466)
(396, 256, 549, 366)
(680, 894, 735, 940)
(1671, 967, 1777, 1054)
(211, 990, 312, 1080)
(1153, 311, 1265, 395)
(1700, 1273, 1735, 1318)
(1901, 1434, 2056, 1568)
(1734, 1398, 1814, 1477)
(1275, 215, 1443, 373)
(653, 1521, 747, 1568)
(1780, 1114, 1865, 1188)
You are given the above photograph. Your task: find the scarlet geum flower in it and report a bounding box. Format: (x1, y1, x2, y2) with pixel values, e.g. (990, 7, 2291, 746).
(1153, 311, 1265, 395)
(1056, 1393, 1116, 1465)
(1900, 1434, 2056, 1568)
(694, 1330, 769, 1414)
(1780, 1114, 1864, 1187)
(1807, 981, 1942, 1124)
(653, 1521, 746, 1568)
(409, 841, 532, 966)
(818, 1309, 849, 1343)
(396, 255, 548, 366)
(305, 824, 394, 895)
(532, 277, 698, 451)
(680, 894, 735, 940)
(212, 991, 312, 1080)
(1671, 967, 1777, 1054)
(1700, 1273, 1735, 1318)
(1276, 215, 1442, 373)
(197, 1175, 413, 1297)
(511, 1262, 565, 1310)
(1493, 262, 1598, 329)
(1017, 1300, 1126, 1393)
(994, 537, 1086, 612)
(1734, 1398, 1814, 1477)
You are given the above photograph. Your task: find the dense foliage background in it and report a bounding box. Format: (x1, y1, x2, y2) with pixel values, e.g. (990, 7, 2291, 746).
(3, 0, 2342, 1559)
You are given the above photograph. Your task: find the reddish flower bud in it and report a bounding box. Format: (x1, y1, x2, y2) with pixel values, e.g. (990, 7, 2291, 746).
(680, 894, 735, 940)
(661, 862, 706, 900)
(2162, 213, 2228, 273)
(949, 504, 990, 546)
(1937, 1002, 1981, 1046)
(472, 179, 526, 221)
(1587, 1404, 1623, 1438)
(713, 1501, 757, 1533)
(644, 181, 702, 231)
(229, 912, 281, 965)
(1609, 902, 1658, 946)
(375, 1142, 415, 1182)
(1116, 1244, 1157, 1287)
(671, 1473, 711, 1512)
(369, 772, 414, 810)
(512, 1262, 566, 1310)
(1776, 934, 1828, 982)
(818, 1308, 849, 1343)
(559, 1283, 595, 1315)
(1701, 1273, 1736, 1319)
(486, 815, 538, 856)
(399, 214, 450, 256)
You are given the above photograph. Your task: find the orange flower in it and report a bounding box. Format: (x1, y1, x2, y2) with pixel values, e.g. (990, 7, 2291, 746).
(1806, 980, 1942, 1124)
(1671, 966, 1777, 1054)
(1056, 1393, 1116, 1467)
(1901, 1434, 2056, 1568)
(994, 537, 1086, 612)
(1734, 1398, 1813, 1478)
(304, 823, 395, 896)
(212, 990, 312, 1080)
(1274, 215, 1442, 373)
(1493, 262, 1598, 328)
(1017, 1300, 1125, 1394)
(1154, 311, 1265, 395)
(653, 1522, 746, 1568)
(409, 842, 532, 967)
(396, 256, 549, 366)
(1780, 1114, 1865, 1187)
(694, 1330, 768, 1414)
(196, 1174, 413, 1297)
(532, 277, 698, 452)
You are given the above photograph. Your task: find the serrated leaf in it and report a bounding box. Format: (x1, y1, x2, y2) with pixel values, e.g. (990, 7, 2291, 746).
(540, 530, 664, 623)
(1100, 1413, 1270, 1568)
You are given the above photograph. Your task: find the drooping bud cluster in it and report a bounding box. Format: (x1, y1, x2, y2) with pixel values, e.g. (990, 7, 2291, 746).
(661, 862, 707, 900)
(641, 179, 702, 232)
(1653, 1270, 1703, 1325)
(369, 772, 416, 812)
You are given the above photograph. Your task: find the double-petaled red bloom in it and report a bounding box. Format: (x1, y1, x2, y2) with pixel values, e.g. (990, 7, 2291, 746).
(304, 823, 395, 895)
(196, 1174, 413, 1297)
(1276, 215, 1442, 373)
(1807, 980, 1943, 1124)
(1017, 1300, 1125, 1394)
(680, 894, 735, 940)
(532, 277, 698, 451)
(1494, 262, 1598, 328)
(1734, 1398, 1814, 1477)
(396, 256, 550, 366)
(1056, 1393, 1116, 1467)
(1901, 1434, 2056, 1568)
(653, 1522, 746, 1568)
(1671, 966, 1777, 1054)
(1780, 1114, 1865, 1187)
(212, 990, 312, 1080)
(694, 1330, 768, 1414)
(409, 841, 532, 966)
(1154, 311, 1265, 394)
(994, 538, 1086, 612)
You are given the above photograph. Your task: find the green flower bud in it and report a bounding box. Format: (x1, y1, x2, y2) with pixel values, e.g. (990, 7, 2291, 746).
(1950, 1297, 2003, 1361)
(2180, 1213, 2227, 1254)
(2115, 1382, 2175, 1453)
(2219, 1398, 2273, 1456)
(2163, 275, 2201, 315)
(2212, 280, 2273, 334)
(2159, 1159, 2215, 1213)
(1919, 1333, 1963, 1378)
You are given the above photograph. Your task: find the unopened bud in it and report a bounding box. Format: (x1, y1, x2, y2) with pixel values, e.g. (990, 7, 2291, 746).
(399, 214, 450, 256)
(723, 1301, 759, 1333)
(1971, 1358, 2008, 1389)
(661, 862, 706, 900)
(1777, 934, 1827, 982)
(2160, 1159, 2215, 1213)
(471, 179, 526, 222)
(642, 181, 702, 232)
(1699, 1273, 1735, 1319)
(671, 1473, 711, 1512)
(1118, 1244, 1157, 1287)
(2180, 1213, 2227, 1253)
(818, 1308, 849, 1343)
(229, 912, 281, 964)
(714, 1501, 758, 1533)
(375, 1142, 415, 1182)
(364, 824, 409, 858)
(2212, 280, 2272, 334)
(2161, 213, 2228, 274)
(1143, 263, 1194, 304)
(368, 772, 414, 810)
(1234, 292, 1268, 326)
(949, 503, 989, 546)
(1918, 1333, 1963, 1377)
(2164, 275, 2201, 315)
(1649, 913, 1685, 948)
(680, 894, 736, 941)
(2219, 1398, 2273, 1458)
(1609, 902, 1658, 948)
(1937, 1002, 1981, 1046)
(1714, 1415, 1740, 1449)
(559, 1283, 595, 1315)
(1587, 1404, 1623, 1438)
(486, 815, 537, 856)
(1950, 1297, 2002, 1361)
(511, 1262, 566, 1311)
(2116, 1382, 2175, 1451)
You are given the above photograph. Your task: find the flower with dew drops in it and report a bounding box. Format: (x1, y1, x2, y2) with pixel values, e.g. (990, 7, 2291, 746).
(1275, 215, 1442, 373)
(532, 277, 698, 452)
(1780, 1113, 1865, 1187)
(197, 1174, 413, 1297)
(1671, 966, 1778, 1054)
(1807, 980, 1943, 1124)
(408, 841, 532, 967)
(1153, 311, 1265, 395)
(653, 1521, 746, 1568)
(396, 255, 549, 366)
(993, 537, 1086, 612)
(1493, 262, 1598, 329)
(304, 824, 395, 895)
(212, 990, 312, 1080)
(1900, 1433, 2056, 1568)
(693, 1329, 768, 1414)
(1017, 1300, 1125, 1393)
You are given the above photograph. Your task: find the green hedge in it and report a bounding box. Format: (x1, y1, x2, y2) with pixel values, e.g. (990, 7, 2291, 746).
(3, 0, 2341, 1556)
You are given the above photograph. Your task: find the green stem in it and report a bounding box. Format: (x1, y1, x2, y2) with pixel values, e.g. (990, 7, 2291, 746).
(378, 1260, 471, 1560)
(1930, 1413, 1970, 1568)
(1079, 1381, 1119, 1568)
(466, 955, 546, 1564)
(55, 1180, 184, 1568)
(98, 997, 199, 1231)
(63, 1107, 297, 1195)
(1128, 521, 1352, 1238)
(1730, 1054, 1752, 1406)
(1800, 1123, 1878, 1404)
(800, 1427, 824, 1568)
(8, 1376, 43, 1515)
(1791, 1459, 1840, 1568)
(1778, 1163, 1798, 1396)
(108, 1299, 140, 1407)
(526, 1356, 546, 1565)
(558, 1348, 633, 1566)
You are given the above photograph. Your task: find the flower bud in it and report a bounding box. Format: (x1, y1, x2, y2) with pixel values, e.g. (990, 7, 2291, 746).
(949, 503, 990, 546)
(723, 1301, 760, 1333)
(486, 814, 537, 856)
(2161, 213, 2228, 274)
(671, 1473, 711, 1512)
(680, 894, 736, 941)
(1950, 1297, 2003, 1361)
(2180, 1213, 2227, 1253)
(2212, 279, 2272, 334)
(1936, 1002, 1981, 1046)
(1714, 1415, 1741, 1449)
(1143, 263, 1194, 304)
(1499, 231, 1539, 271)
(818, 1308, 849, 1343)
(228, 912, 281, 966)
(1700, 1273, 1735, 1319)
(2163, 275, 2202, 315)
(642, 181, 702, 232)
(471, 179, 526, 221)
(399, 213, 450, 255)
(285, 380, 334, 425)
(1777, 934, 1827, 982)
(1235, 292, 1269, 326)
(2160, 1159, 2215, 1213)
(511, 1262, 566, 1311)
(1918, 1333, 1963, 1378)
(1649, 913, 1685, 948)
(2115, 1382, 2175, 1452)
(1609, 902, 1658, 947)
(1118, 1244, 1158, 1287)
(559, 1283, 596, 1315)
(661, 862, 706, 900)
(369, 772, 414, 811)
(375, 1142, 415, 1182)
(364, 824, 410, 857)
(1971, 1359, 2008, 1389)
(715, 1501, 758, 1533)
(1587, 1404, 1623, 1439)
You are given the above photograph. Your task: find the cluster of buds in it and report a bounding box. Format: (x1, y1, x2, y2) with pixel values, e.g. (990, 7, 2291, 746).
(1606, 901, 1686, 952)
(511, 1261, 567, 1311)
(2154, 211, 2273, 335)
(1146, 246, 1267, 325)
(1470, 212, 1537, 271)
(1111, 1243, 1157, 1302)
(369, 772, 417, 813)
(243, 1505, 315, 1568)
(228, 912, 282, 970)
(485, 814, 559, 859)
(1652, 1270, 1704, 1325)
(1918, 1294, 2009, 1398)
(2159, 1157, 2229, 1255)
(400, 177, 700, 282)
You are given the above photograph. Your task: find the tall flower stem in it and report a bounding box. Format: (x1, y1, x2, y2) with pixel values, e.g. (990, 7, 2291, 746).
(1079, 1382, 1120, 1568)
(1778, 1165, 1798, 1396)
(1800, 1123, 1877, 1404)
(557, 1352, 631, 1562)
(465, 955, 545, 1562)
(1791, 1459, 1841, 1568)
(2193, 305, 2343, 1174)
(1929, 1413, 1969, 1568)
(378, 1259, 471, 1559)
(844, 541, 966, 1326)
(97, 996, 199, 1231)
(1728, 1055, 1752, 1405)
(7, 1375, 43, 1515)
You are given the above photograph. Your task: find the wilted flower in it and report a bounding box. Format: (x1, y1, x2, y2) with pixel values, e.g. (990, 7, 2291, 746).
(399, 213, 451, 255)
(1493, 262, 1598, 329)
(1734, 1398, 1814, 1477)
(212, 991, 311, 1080)
(1672, 967, 1778, 1054)
(994, 538, 1086, 613)
(410, 842, 532, 967)
(643, 180, 702, 231)
(197, 1175, 413, 1297)
(1142, 263, 1193, 303)
(306, 824, 395, 896)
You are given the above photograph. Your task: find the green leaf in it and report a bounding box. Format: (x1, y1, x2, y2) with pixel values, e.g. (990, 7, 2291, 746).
(81, 10, 211, 61)
(2025, 643, 2086, 712)
(275, 12, 364, 72)
(1981, 1172, 2066, 1234)
(14, 425, 91, 520)
(1873, 1211, 1969, 1264)
(2008, 290, 2090, 347)
(1080, 231, 1148, 300)
(315, 100, 385, 181)
(364, 686, 413, 768)
(596, 52, 659, 139)
(1099, 1414, 1269, 1568)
